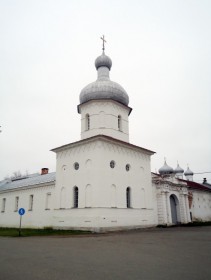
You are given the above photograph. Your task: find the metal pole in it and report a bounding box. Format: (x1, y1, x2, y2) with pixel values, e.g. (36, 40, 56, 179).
(19, 215, 22, 237)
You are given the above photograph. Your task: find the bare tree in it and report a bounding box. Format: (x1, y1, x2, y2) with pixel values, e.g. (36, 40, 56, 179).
(4, 170, 29, 180)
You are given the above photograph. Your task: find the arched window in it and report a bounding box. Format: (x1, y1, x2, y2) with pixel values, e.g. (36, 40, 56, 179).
(111, 184, 117, 208)
(73, 186, 79, 208)
(118, 115, 122, 131)
(86, 114, 90, 130)
(85, 184, 92, 207)
(140, 188, 146, 208)
(126, 187, 131, 208)
(60, 187, 66, 209)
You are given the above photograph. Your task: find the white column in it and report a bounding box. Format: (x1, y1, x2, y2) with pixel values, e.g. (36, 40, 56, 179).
(165, 192, 171, 224)
(161, 192, 167, 224)
(184, 194, 191, 223)
(179, 194, 186, 223)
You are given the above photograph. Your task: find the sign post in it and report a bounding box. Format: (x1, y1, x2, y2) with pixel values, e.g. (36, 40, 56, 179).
(18, 208, 25, 237)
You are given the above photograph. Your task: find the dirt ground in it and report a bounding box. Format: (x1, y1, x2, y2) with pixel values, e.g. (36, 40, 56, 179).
(0, 226, 210, 280)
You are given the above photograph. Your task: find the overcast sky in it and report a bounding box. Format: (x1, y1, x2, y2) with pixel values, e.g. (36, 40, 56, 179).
(0, 0, 210, 182)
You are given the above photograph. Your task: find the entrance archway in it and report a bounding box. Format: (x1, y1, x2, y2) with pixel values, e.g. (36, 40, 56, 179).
(170, 195, 179, 224)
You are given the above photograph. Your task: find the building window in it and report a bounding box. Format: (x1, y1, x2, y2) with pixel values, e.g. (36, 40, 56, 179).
(15, 196, 19, 212)
(74, 162, 79, 170)
(86, 114, 90, 130)
(126, 164, 130, 171)
(60, 187, 66, 208)
(1, 198, 6, 212)
(74, 186, 79, 208)
(45, 193, 51, 210)
(110, 160, 115, 168)
(126, 187, 131, 208)
(29, 195, 34, 211)
(118, 115, 122, 131)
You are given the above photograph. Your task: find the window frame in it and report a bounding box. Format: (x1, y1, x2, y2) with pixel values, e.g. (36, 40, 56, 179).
(14, 196, 19, 212)
(29, 194, 34, 211)
(86, 114, 90, 131)
(126, 187, 131, 208)
(73, 186, 79, 208)
(45, 192, 51, 210)
(1, 198, 6, 212)
(118, 115, 122, 131)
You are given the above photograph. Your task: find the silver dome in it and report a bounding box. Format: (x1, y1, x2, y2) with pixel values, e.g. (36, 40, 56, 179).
(184, 167, 194, 176)
(174, 163, 184, 174)
(159, 160, 174, 175)
(95, 53, 112, 70)
(79, 52, 129, 106)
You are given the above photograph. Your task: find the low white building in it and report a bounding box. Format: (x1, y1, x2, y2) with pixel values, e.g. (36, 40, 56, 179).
(0, 50, 210, 231)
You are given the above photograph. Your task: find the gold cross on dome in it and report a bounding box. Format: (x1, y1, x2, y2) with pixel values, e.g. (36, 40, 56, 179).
(100, 35, 106, 51)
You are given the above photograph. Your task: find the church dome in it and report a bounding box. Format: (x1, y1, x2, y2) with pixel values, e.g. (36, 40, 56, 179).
(174, 163, 184, 174)
(79, 51, 129, 106)
(95, 53, 112, 70)
(184, 167, 194, 176)
(159, 160, 174, 175)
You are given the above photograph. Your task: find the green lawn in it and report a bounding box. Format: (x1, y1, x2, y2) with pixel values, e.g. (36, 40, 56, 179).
(0, 227, 91, 237)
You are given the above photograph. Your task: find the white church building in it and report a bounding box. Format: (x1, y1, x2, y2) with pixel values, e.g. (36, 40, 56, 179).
(0, 48, 210, 231)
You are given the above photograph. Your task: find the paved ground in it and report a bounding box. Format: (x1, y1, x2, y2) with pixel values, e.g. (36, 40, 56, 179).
(0, 226, 210, 280)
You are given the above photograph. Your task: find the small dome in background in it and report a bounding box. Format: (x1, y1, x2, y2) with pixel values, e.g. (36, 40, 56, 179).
(159, 160, 174, 175)
(184, 167, 194, 176)
(174, 163, 184, 174)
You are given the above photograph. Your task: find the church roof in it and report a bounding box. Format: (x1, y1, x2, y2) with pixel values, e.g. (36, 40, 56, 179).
(79, 51, 129, 107)
(184, 167, 194, 176)
(174, 163, 184, 174)
(152, 172, 211, 192)
(158, 160, 174, 175)
(51, 134, 155, 155)
(179, 178, 211, 192)
(0, 172, 55, 192)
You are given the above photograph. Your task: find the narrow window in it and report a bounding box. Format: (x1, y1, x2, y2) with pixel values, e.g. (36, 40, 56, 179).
(86, 114, 90, 130)
(1, 198, 6, 212)
(15, 196, 19, 212)
(74, 186, 79, 208)
(126, 187, 131, 208)
(29, 195, 34, 211)
(118, 115, 122, 131)
(45, 193, 51, 210)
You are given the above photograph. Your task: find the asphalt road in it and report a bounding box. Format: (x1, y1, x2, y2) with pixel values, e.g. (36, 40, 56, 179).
(0, 226, 210, 280)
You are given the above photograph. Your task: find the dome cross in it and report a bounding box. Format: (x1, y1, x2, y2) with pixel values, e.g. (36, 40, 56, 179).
(100, 35, 106, 51)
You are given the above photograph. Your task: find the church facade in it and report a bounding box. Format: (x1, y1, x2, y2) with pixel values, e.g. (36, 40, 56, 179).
(0, 49, 210, 231)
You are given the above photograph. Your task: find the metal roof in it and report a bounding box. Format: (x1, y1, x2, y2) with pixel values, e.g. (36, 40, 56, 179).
(0, 172, 56, 192)
(51, 134, 155, 155)
(79, 51, 129, 106)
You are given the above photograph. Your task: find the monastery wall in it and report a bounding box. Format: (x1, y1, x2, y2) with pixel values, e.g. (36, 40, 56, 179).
(53, 208, 155, 232)
(0, 184, 55, 228)
(190, 190, 211, 221)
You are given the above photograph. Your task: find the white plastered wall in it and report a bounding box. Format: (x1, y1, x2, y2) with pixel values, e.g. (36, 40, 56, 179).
(190, 190, 211, 221)
(54, 137, 156, 230)
(0, 184, 55, 228)
(79, 100, 130, 142)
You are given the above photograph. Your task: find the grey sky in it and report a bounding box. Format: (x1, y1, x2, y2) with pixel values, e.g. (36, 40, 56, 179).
(0, 0, 210, 182)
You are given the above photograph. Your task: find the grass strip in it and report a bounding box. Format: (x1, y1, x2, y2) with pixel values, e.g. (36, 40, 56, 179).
(0, 227, 91, 237)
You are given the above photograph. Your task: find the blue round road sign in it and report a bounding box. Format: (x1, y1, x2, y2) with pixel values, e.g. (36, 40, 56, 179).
(18, 208, 25, 216)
